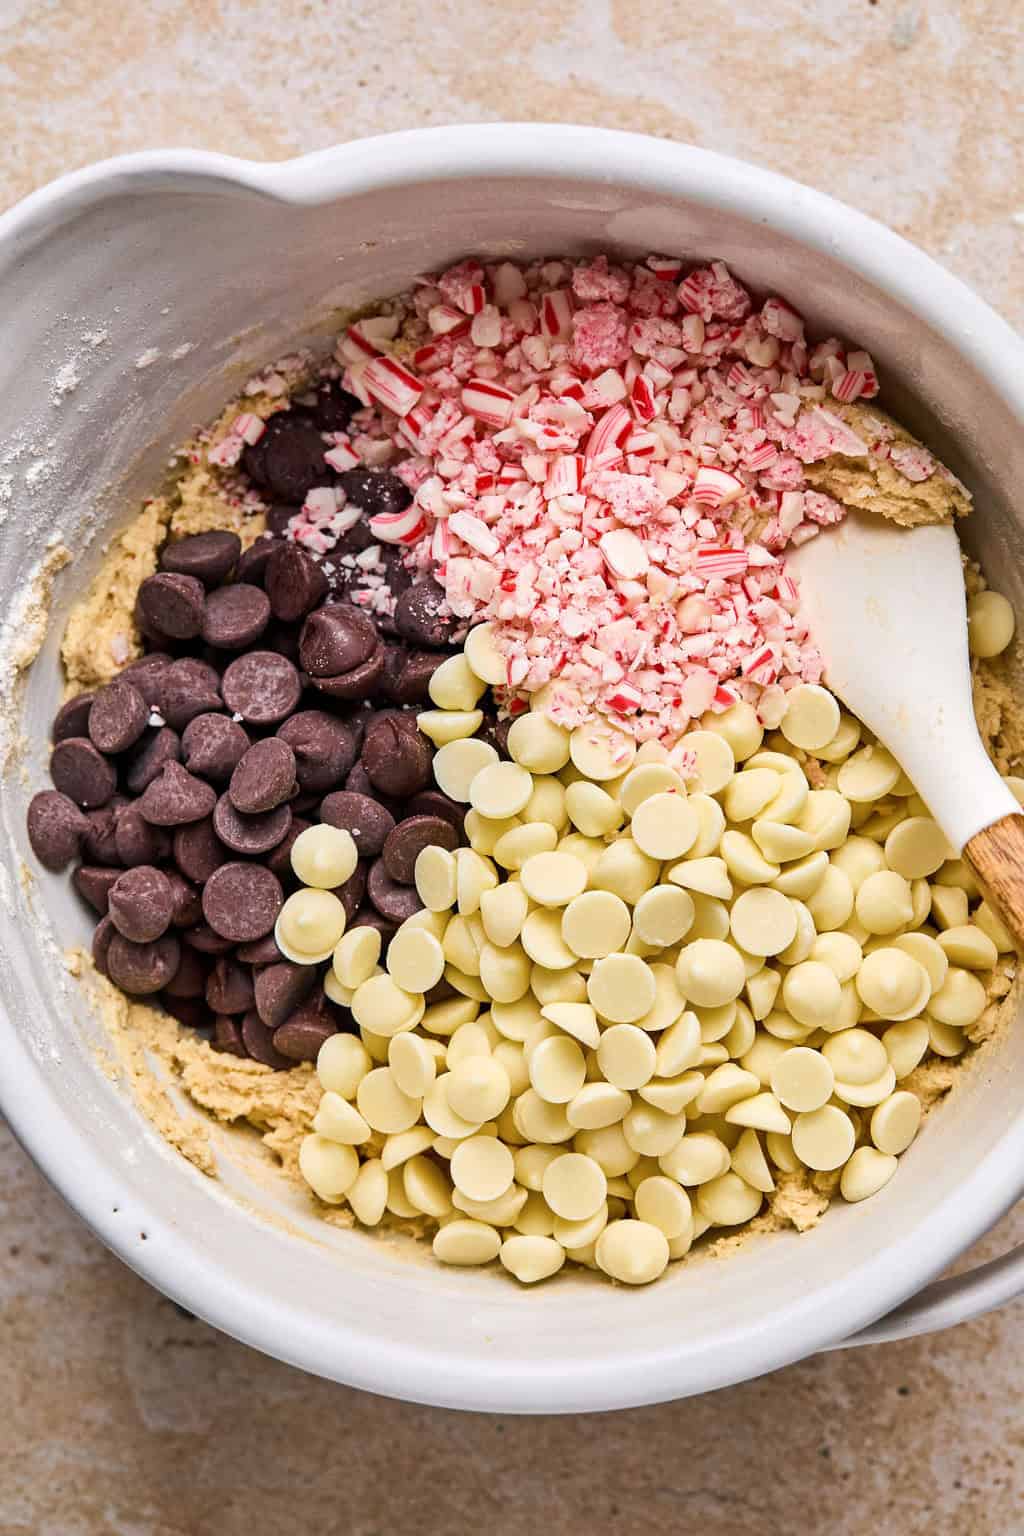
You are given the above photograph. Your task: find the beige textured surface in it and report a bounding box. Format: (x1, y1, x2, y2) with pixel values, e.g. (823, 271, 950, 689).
(2, 2, 1023, 1531)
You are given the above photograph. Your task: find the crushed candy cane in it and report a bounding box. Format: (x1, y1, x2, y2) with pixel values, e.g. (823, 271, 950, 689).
(263, 253, 955, 744)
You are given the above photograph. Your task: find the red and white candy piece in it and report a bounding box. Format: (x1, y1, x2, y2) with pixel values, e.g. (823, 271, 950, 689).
(362, 356, 423, 417)
(461, 379, 516, 429)
(692, 466, 745, 509)
(369, 506, 427, 544)
(599, 529, 649, 580)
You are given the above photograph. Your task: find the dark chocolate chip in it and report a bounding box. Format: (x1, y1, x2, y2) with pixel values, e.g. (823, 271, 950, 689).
(241, 1009, 293, 1069)
(213, 794, 292, 856)
(299, 602, 378, 679)
(124, 726, 182, 794)
(334, 860, 367, 923)
(276, 711, 358, 794)
(158, 658, 223, 731)
(266, 816, 310, 881)
(320, 790, 396, 858)
(114, 803, 167, 867)
(119, 654, 173, 707)
(139, 761, 217, 826)
(383, 646, 444, 705)
(108, 865, 175, 943)
(253, 961, 318, 1030)
(160, 530, 241, 587)
(261, 619, 302, 663)
(27, 790, 89, 871)
(235, 534, 278, 586)
(50, 737, 118, 809)
(163, 946, 209, 999)
(273, 1003, 337, 1062)
(82, 803, 123, 865)
(137, 572, 206, 641)
(162, 996, 213, 1031)
(236, 934, 284, 966)
(265, 542, 329, 623)
(478, 715, 512, 758)
(263, 421, 330, 504)
(107, 931, 181, 996)
(343, 760, 400, 815)
(201, 583, 272, 650)
(366, 859, 424, 923)
(309, 646, 386, 701)
(212, 1014, 247, 1057)
(52, 691, 94, 743)
(336, 468, 412, 518)
(182, 922, 236, 954)
(264, 503, 298, 536)
(165, 869, 202, 927)
(373, 547, 413, 634)
(228, 738, 296, 814)
(360, 715, 433, 798)
(424, 976, 458, 1007)
(74, 864, 121, 913)
(172, 817, 226, 884)
(202, 861, 283, 942)
(350, 906, 399, 949)
(92, 914, 116, 976)
(181, 713, 250, 782)
(311, 380, 360, 433)
(240, 413, 286, 487)
(406, 789, 466, 834)
(393, 578, 459, 648)
(382, 815, 459, 885)
(220, 651, 301, 726)
(205, 956, 256, 1015)
(289, 791, 323, 818)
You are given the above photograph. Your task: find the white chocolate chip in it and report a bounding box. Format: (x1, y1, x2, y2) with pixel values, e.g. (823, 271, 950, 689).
(520, 850, 588, 907)
(290, 823, 358, 889)
(432, 737, 499, 801)
(595, 1220, 669, 1284)
(429, 652, 488, 710)
(780, 684, 841, 752)
(387, 925, 446, 993)
(432, 1219, 501, 1266)
(967, 589, 1015, 658)
(275, 888, 347, 964)
(500, 1234, 566, 1283)
(317, 1032, 372, 1098)
(791, 1105, 855, 1171)
(840, 1146, 898, 1203)
(588, 954, 657, 1024)
(415, 845, 458, 911)
(507, 713, 572, 773)
(450, 1135, 515, 1202)
(631, 791, 699, 860)
(469, 761, 534, 819)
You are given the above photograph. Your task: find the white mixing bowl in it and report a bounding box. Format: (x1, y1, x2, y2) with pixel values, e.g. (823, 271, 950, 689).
(1, 126, 1022, 1412)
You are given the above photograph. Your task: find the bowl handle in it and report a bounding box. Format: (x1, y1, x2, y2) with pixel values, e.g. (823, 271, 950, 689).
(829, 1239, 1024, 1349)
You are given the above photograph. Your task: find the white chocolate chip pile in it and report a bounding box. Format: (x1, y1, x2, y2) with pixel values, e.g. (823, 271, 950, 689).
(295, 613, 1018, 1284)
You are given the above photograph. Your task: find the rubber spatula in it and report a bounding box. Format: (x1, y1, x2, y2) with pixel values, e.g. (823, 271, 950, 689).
(786, 509, 1024, 945)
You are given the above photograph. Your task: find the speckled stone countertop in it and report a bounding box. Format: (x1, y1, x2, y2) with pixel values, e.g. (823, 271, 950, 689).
(1, 2, 1022, 1531)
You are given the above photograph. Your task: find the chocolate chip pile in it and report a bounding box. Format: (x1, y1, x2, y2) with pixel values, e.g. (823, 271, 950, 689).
(237, 382, 454, 645)
(29, 520, 477, 1070)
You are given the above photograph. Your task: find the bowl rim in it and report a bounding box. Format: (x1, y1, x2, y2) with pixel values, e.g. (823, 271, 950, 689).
(3, 123, 1024, 1412)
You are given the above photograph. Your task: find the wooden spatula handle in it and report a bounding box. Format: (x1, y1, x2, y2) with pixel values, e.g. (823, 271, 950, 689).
(965, 813, 1024, 951)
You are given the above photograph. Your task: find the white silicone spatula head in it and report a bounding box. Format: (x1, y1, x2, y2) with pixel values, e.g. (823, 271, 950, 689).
(786, 510, 1018, 852)
(786, 510, 1024, 947)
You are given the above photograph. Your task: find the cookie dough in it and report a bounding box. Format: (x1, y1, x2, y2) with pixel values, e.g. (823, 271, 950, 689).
(803, 400, 971, 529)
(59, 385, 303, 692)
